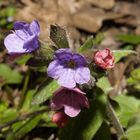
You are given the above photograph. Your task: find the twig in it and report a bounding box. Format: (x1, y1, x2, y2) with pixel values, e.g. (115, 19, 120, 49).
(0, 108, 50, 131)
(110, 53, 139, 97)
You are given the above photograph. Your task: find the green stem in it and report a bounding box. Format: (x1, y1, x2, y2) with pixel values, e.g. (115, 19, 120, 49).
(18, 69, 30, 109)
(106, 101, 125, 138)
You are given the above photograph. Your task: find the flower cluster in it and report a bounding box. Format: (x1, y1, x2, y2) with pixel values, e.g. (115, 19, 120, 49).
(48, 49, 90, 125)
(4, 20, 115, 127)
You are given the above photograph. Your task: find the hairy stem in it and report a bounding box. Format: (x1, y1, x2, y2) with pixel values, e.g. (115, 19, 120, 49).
(106, 101, 125, 138)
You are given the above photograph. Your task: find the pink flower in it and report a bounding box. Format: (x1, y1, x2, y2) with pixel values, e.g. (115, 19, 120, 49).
(50, 87, 89, 117)
(52, 111, 69, 127)
(94, 48, 115, 69)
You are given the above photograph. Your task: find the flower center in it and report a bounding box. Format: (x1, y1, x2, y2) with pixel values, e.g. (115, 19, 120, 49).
(67, 59, 76, 68)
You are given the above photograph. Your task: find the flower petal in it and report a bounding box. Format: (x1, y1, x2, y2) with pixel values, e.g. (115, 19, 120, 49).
(55, 48, 71, 54)
(64, 105, 81, 117)
(4, 33, 25, 54)
(75, 67, 90, 84)
(73, 54, 87, 67)
(50, 102, 62, 110)
(15, 29, 29, 40)
(77, 93, 89, 108)
(51, 88, 66, 109)
(72, 87, 86, 94)
(58, 68, 76, 88)
(29, 20, 40, 36)
(47, 60, 64, 79)
(50, 87, 89, 117)
(23, 35, 39, 52)
(55, 49, 72, 63)
(14, 21, 28, 30)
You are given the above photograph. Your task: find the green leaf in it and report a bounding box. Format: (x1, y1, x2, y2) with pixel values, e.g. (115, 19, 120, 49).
(6, 132, 15, 140)
(123, 45, 134, 50)
(78, 36, 94, 53)
(117, 34, 140, 44)
(0, 7, 15, 17)
(50, 24, 69, 48)
(32, 80, 60, 105)
(12, 115, 41, 138)
(121, 124, 140, 140)
(114, 95, 140, 127)
(21, 90, 36, 111)
(78, 33, 104, 54)
(93, 33, 104, 46)
(94, 122, 111, 140)
(112, 50, 137, 63)
(127, 68, 140, 90)
(0, 108, 18, 124)
(127, 113, 140, 128)
(41, 112, 57, 127)
(96, 77, 113, 93)
(0, 101, 8, 113)
(16, 54, 32, 65)
(0, 64, 22, 85)
(59, 91, 107, 140)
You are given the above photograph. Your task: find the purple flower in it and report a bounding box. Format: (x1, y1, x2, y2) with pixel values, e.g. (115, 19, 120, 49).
(4, 20, 40, 54)
(47, 49, 90, 88)
(50, 87, 89, 117)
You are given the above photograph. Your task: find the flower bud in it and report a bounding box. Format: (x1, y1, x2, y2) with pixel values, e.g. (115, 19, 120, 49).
(52, 111, 69, 127)
(94, 48, 114, 69)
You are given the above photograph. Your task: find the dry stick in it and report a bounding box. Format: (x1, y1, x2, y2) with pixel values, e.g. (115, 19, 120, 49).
(110, 60, 130, 98)
(0, 108, 50, 131)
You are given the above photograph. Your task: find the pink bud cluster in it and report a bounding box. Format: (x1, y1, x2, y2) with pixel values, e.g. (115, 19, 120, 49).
(94, 48, 114, 69)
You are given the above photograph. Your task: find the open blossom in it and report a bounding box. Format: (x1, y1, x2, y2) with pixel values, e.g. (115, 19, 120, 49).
(94, 48, 115, 69)
(4, 20, 40, 54)
(47, 48, 90, 88)
(50, 87, 89, 117)
(52, 111, 69, 127)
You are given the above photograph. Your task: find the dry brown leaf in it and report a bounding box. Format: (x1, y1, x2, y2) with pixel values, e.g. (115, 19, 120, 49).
(87, 0, 115, 9)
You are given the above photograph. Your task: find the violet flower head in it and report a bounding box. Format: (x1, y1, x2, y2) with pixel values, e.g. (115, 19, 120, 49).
(50, 87, 89, 117)
(4, 20, 40, 54)
(47, 48, 90, 88)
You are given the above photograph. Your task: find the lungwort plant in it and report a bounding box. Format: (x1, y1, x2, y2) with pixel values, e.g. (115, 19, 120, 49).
(0, 20, 139, 140)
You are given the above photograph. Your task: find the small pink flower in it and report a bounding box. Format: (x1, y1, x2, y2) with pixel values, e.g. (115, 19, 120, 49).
(50, 87, 89, 117)
(94, 48, 115, 69)
(52, 111, 69, 127)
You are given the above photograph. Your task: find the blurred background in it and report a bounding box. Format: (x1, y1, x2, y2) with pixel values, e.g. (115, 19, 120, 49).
(0, 0, 140, 140)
